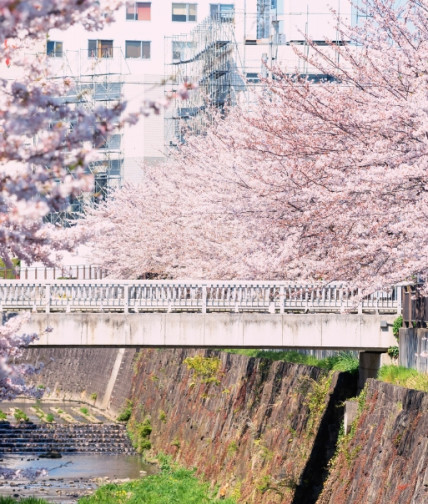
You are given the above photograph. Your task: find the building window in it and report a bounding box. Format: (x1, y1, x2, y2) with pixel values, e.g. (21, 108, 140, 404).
(99, 134, 121, 150)
(210, 4, 234, 22)
(126, 2, 151, 21)
(172, 3, 197, 22)
(47, 41, 63, 57)
(172, 41, 195, 62)
(88, 40, 113, 58)
(257, 0, 271, 38)
(125, 40, 151, 59)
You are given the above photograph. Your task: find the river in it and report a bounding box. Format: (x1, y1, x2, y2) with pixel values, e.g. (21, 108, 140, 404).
(0, 400, 154, 503)
(0, 453, 155, 502)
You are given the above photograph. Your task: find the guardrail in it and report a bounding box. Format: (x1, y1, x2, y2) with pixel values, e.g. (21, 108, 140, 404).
(0, 280, 402, 314)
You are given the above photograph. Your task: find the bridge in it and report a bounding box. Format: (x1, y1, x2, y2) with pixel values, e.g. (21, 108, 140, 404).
(1, 279, 402, 387)
(0, 278, 399, 347)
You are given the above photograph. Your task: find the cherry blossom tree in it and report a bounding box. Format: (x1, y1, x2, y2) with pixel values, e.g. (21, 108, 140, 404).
(0, 0, 136, 403)
(85, 0, 428, 295)
(0, 0, 194, 402)
(0, 1, 196, 403)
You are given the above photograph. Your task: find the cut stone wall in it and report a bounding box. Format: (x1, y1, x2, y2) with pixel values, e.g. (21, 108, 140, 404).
(20, 348, 427, 503)
(319, 379, 427, 504)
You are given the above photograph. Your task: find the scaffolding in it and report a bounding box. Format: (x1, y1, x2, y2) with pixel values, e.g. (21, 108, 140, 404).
(46, 48, 128, 225)
(164, 15, 245, 146)
(164, 2, 355, 146)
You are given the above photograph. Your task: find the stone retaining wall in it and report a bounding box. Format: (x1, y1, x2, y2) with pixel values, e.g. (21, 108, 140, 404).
(21, 348, 137, 415)
(21, 348, 428, 503)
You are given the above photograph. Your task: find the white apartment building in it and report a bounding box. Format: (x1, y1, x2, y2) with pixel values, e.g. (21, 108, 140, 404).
(45, 0, 354, 194)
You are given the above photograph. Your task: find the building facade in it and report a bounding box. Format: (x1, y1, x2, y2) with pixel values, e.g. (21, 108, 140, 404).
(45, 0, 354, 195)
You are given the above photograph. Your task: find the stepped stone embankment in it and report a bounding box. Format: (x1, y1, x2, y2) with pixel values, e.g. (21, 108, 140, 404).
(21, 347, 428, 503)
(0, 422, 134, 454)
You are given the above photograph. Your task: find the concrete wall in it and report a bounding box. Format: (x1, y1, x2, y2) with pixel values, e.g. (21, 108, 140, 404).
(399, 328, 428, 374)
(22, 312, 397, 351)
(21, 347, 138, 415)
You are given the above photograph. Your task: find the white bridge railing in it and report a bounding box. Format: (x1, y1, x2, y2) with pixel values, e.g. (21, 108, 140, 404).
(0, 280, 401, 314)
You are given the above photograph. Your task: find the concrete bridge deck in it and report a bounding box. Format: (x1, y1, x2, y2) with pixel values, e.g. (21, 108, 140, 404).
(22, 311, 397, 351)
(1, 280, 402, 389)
(0, 279, 400, 351)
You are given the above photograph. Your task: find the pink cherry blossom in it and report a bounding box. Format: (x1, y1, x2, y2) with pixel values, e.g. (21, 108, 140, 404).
(84, 0, 428, 298)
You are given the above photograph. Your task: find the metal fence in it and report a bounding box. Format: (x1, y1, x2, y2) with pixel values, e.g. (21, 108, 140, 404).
(0, 280, 402, 314)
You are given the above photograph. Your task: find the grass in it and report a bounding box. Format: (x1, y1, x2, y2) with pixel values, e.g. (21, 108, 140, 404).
(128, 417, 153, 453)
(117, 400, 133, 422)
(377, 365, 428, 392)
(184, 355, 222, 384)
(0, 409, 7, 420)
(0, 457, 237, 504)
(13, 408, 29, 422)
(78, 456, 236, 504)
(224, 349, 359, 373)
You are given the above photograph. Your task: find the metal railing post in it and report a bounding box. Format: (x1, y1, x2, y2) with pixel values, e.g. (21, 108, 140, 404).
(45, 285, 51, 314)
(357, 288, 362, 315)
(202, 285, 207, 314)
(396, 286, 402, 315)
(124, 285, 129, 314)
(279, 286, 284, 314)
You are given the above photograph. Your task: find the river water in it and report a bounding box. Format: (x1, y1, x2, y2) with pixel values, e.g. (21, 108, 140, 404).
(0, 454, 155, 503)
(0, 400, 155, 503)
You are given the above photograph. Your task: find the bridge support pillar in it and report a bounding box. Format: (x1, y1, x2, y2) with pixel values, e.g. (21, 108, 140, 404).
(358, 351, 382, 390)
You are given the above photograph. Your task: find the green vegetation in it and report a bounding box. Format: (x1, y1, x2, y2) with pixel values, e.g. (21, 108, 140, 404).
(78, 456, 236, 504)
(128, 417, 153, 453)
(13, 408, 29, 422)
(183, 355, 222, 384)
(387, 345, 399, 360)
(330, 385, 368, 468)
(302, 372, 333, 438)
(392, 315, 403, 339)
(224, 349, 359, 373)
(117, 400, 133, 422)
(0, 258, 20, 279)
(227, 440, 238, 456)
(0, 409, 7, 420)
(388, 315, 402, 360)
(80, 407, 89, 415)
(377, 365, 428, 392)
(158, 409, 167, 423)
(90, 393, 97, 401)
(31, 405, 54, 423)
